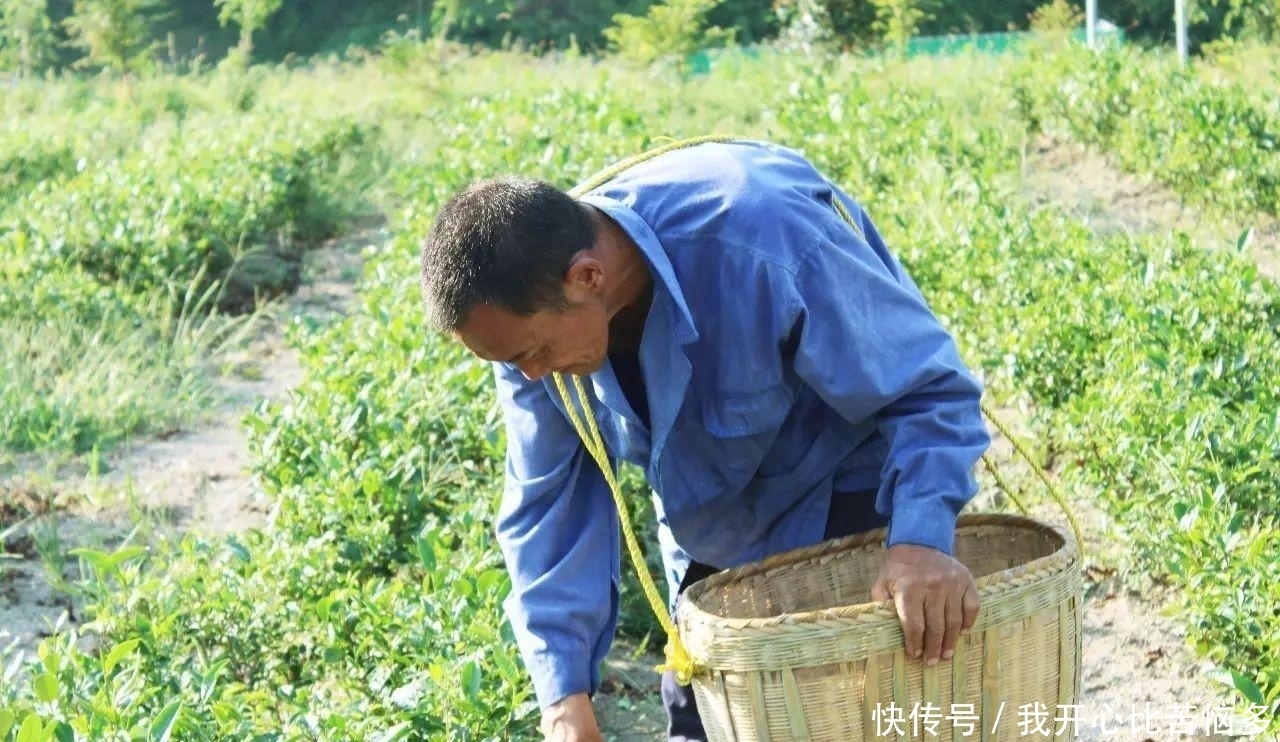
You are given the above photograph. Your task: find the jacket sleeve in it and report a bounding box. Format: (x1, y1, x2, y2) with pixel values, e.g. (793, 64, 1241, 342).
(781, 193, 990, 555)
(491, 361, 620, 710)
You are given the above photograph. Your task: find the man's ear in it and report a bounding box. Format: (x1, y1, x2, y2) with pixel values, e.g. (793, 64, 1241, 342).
(563, 253, 604, 301)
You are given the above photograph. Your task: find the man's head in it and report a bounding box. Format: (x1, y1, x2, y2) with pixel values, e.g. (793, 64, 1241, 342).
(420, 175, 612, 380)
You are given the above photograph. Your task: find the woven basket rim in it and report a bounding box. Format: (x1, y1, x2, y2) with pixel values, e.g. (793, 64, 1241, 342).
(679, 512, 1078, 631)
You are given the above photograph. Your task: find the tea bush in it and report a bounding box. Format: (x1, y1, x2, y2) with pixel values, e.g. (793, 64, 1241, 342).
(5, 116, 377, 300)
(2, 47, 1277, 740)
(1011, 43, 1280, 219)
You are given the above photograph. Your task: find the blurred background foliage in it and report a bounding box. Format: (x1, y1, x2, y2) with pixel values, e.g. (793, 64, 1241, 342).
(2, 0, 1277, 77)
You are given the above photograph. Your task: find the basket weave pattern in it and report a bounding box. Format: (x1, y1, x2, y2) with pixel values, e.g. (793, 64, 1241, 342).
(677, 514, 1083, 742)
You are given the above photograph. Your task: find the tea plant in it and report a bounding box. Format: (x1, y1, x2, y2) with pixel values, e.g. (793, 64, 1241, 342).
(1011, 43, 1280, 219)
(1, 45, 1277, 741)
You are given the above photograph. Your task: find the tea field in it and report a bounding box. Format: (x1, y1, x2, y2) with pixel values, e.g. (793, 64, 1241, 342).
(1, 38, 1278, 740)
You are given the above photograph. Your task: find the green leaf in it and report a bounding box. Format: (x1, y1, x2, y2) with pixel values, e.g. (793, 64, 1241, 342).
(226, 537, 251, 563)
(1234, 227, 1253, 252)
(361, 468, 380, 498)
(0, 710, 16, 739)
(371, 722, 411, 742)
(1230, 670, 1265, 705)
(38, 643, 59, 676)
(67, 545, 145, 575)
(67, 547, 112, 572)
(16, 714, 43, 742)
(1178, 505, 1199, 531)
(491, 647, 520, 682)
(1247, 535, 1269, 562)
(107, 546, 147, 571)
(103, 638, 141, 674)
(33, 672, 58, 703)
(1206, 666, 1265, 705)
(52, 722, 74, 742)
(461, 660, 481, 701)
(476, 569, 506, 595)
(198, 660, 227, 705)
(149, 699, 182, 742)
(415, 536, 436, 572)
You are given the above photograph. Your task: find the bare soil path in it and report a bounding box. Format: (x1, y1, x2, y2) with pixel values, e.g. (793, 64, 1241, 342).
(1019, 136, 1280, 281)
(0, 223, 380, 656)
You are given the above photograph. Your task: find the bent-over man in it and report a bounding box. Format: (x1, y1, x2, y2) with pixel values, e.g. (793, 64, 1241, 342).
(419, 139, 991, 742)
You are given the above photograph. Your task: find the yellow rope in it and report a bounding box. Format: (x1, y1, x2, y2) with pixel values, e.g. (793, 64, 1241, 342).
(549, 135, 741, 683)
(546, 134, 1085, 686)
(983, 452, 1031, 516)
(571, 135, 739, 196)
(552, 373, 699, 683)
(980, 400, 1087, 552)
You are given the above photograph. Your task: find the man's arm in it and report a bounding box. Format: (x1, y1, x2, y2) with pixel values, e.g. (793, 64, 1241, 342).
(492, 362, 619, 737)
(780, 195, 989, 553)
(773, 192, 989, 664)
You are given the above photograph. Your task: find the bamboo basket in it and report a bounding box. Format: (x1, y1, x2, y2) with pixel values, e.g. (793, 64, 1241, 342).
(676, 513, 1083, 742)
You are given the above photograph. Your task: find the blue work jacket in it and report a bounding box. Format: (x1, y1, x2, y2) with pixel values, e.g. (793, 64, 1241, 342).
(490, 140, 990, 710)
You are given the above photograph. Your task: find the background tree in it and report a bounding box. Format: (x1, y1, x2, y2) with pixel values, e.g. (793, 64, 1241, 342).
(0, 0, 55, 76)
(817, 0, 877, 48)
(8, 0, 1269, 72)
(603, 0, 734, 66)
(870, 0, 934, 53)
(1207, 0, 1280, 41)
(1026, 0, 1085, 53)
(62, 0, 163, 74)
(214, 0, 282, 60)
(1028, 0, 1086, 31)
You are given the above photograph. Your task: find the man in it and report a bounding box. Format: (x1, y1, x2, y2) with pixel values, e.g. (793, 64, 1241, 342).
(419, 139, 990, 742)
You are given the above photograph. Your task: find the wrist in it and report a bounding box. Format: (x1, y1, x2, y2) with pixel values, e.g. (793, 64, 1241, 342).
(541, 693, 601, 741)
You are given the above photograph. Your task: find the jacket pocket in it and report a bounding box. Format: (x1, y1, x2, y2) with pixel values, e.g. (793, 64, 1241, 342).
(700, 386, 793, 438)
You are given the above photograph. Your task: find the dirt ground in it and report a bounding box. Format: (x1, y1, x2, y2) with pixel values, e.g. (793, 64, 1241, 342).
(0, 226, 375, 657)
(1018, 136, 1279, 281)
(2, 140, 1275, 740)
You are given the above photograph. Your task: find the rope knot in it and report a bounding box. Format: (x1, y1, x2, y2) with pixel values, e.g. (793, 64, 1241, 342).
(656, 638, 700, 686)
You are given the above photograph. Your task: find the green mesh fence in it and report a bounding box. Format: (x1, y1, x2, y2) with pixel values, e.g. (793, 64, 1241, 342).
(684, 27, 1126, 74)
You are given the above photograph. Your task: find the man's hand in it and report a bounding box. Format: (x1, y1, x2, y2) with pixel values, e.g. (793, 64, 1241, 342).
(541, 693, 603, 742)
(871, 543, 979, 665)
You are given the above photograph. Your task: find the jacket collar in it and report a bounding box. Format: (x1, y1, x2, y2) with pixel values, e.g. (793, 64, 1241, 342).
(577, 194, 695, 467)
(578, 194, 698, 347)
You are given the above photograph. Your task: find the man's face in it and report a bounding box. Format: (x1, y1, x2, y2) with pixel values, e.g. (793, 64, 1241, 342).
(454, 299, 610, 381)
